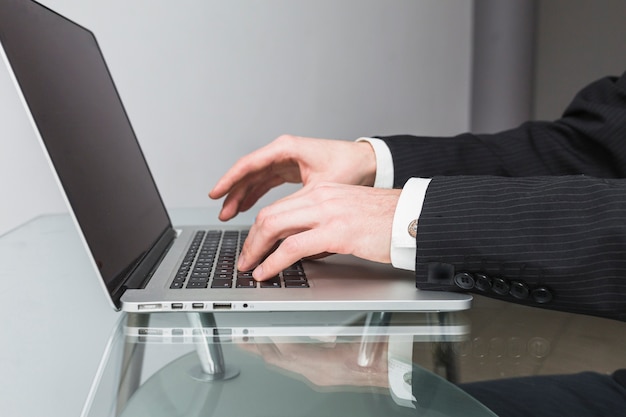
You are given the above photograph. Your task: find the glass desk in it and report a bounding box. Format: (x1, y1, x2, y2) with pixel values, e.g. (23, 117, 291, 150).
(1, 211, 625, 417)
(85, 310, 492, 417)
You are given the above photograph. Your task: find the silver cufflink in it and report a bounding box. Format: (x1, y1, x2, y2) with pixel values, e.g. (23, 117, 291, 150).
(408, 219, 417, 238)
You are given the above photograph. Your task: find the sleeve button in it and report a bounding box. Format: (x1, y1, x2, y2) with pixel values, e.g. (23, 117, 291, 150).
(453, 272, 475, 290)
(531, 287, 553, 304)
(474, 273, 492, 291)
(492, 278, 510, 295)
(509, 281, 530, 299)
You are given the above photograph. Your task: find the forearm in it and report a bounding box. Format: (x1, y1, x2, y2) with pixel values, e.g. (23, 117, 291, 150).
(379, 72, 626, 185)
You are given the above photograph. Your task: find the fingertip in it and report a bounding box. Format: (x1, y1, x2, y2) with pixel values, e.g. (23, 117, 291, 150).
(252, 265, 265, 281)
(237, 252, 247, 270)
(208, 184, 227, 200)
(217, 209, 235, 222)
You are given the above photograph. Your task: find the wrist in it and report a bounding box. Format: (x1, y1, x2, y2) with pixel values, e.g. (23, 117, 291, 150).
(355, 140, 377, 186)
(355, 137, 394, 188)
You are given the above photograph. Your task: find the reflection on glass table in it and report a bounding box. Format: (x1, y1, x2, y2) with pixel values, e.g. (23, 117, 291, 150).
(83, 310, 497, 417)
(4, 213, 624, 416)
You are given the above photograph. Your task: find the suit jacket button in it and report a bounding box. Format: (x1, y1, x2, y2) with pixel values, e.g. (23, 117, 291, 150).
(531, 287, 553, 304)
(509, 281, 530, 299)
(492, 278, 510, 295)
(454, 272, 475, 290)
(474, 273, 492, 291)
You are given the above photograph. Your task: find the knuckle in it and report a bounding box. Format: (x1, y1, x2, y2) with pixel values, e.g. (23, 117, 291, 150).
(256, 206, 270, 221)
(256, 209, 280, 234)
(275, 134, 297, 146)
(280, 236, 301, 256)
(256, 206, 274, 223)
(309, 181, 329, 196)
(314, 181, 337, 193)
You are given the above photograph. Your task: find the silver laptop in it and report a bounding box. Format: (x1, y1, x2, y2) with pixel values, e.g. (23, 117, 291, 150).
(124, 311, 470, 344)
(0, 0, 471, 313)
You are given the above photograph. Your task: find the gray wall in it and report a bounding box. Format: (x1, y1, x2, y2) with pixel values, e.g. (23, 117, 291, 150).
(0, 0, 473, 235)
(470, 0, 626, 131)
(533, 0, 626, 120)
(471, 0, 536, 133)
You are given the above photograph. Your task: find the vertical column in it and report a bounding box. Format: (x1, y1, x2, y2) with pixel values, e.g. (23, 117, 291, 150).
(471, 0, 537, 133)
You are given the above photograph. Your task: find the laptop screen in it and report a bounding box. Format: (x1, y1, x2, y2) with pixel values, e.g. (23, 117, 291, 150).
(0, 0, 172, 297)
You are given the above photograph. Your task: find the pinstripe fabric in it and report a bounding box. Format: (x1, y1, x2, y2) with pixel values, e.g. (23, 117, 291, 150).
(379, 71, 626, 321)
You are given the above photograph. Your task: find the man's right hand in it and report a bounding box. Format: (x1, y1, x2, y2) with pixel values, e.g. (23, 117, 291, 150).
(209, 135, 377, 221)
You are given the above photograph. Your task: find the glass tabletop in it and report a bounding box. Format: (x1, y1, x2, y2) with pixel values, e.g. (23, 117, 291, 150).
(84, 310, 495, 417)
(84, 297, 626, 417)
(1, 212, 625, 417)
(82, 299, 626, 417)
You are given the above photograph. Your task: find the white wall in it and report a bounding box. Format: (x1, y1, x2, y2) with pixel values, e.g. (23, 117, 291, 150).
(0, 0, 473, 235)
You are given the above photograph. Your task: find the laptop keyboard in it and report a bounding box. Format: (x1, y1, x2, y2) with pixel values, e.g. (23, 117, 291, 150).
(170, 230, 308, 289)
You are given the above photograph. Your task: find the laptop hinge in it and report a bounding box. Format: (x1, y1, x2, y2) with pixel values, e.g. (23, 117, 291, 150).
(117, 227, 177, 294)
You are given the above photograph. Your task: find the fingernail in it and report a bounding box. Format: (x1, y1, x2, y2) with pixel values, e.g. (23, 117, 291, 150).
(253, 265, 264, 280)
(237, 253, 246, 269)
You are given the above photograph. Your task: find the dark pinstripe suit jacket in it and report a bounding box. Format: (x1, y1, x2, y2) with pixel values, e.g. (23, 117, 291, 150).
(379, 71, 626, 321)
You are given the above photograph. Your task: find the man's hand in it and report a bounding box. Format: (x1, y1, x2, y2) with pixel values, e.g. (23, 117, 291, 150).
(237, 182, 401, 280)
(209, 135, 377, 221)
(239, 337, 389, 388)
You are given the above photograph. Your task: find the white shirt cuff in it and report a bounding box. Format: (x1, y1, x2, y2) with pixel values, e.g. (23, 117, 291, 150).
(356, 137, 394, 189)
(390, 177, 431, 271)
(388, 334, 416, 408)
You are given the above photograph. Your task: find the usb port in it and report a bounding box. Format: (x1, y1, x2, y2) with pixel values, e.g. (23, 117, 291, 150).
(171, 303, 183, 310)
(192, 303, 204, 309)
(212, 303, 232, 310)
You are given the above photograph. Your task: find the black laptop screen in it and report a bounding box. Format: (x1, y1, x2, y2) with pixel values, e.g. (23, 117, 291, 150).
(0, 0, 172, 297)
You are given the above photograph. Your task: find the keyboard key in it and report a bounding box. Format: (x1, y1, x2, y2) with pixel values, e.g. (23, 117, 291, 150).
(260, 276, 281, 288)
(283, 275, 307, 283)
(186, 281, 208, 289)
(285, 281, 310, 288)
(170, 230, 312, 291)
(211, 279, 233, 288)
(283, 270, 305, 277)
(236, 277, 257, 288)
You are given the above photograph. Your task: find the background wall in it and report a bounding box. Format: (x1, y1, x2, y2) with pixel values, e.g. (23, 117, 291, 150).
(0, 0, 473, 235)
(471, 0, 536, 133)
(3, 0, 626, 236)
(533, 0, 626, 120)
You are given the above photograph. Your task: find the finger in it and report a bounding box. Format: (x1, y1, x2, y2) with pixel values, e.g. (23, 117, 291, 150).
(253, 228, 336, 280)
(209, 153, 270, 200)
(253, 339, 285, 362)
(218, 173, 283, 221)
(237, 190, 322, 271)
(237, 183, 345, 271)
(237, 174, 289, 213)
(217, 177, 260, 221)
(209, 139, 298, 199)
(245, 180, 325, 213)
(303, 252, 334, 260)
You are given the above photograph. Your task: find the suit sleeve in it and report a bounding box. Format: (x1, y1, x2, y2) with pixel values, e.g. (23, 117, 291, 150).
(377, 72, 626, 321)
(379, 71, 626, 186)
(416, 175, 626, 321)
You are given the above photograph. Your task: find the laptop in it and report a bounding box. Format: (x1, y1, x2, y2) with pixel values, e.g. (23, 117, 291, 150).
(0, 0, 472, 313)
(124, 311, 470, 344)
